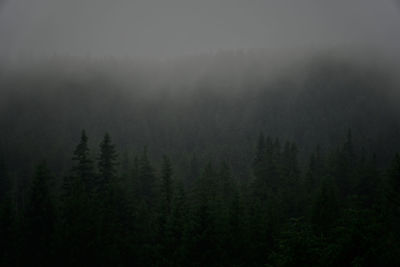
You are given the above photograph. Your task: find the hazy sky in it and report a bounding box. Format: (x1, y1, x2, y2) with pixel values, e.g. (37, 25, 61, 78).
(1, 0, 399, 60)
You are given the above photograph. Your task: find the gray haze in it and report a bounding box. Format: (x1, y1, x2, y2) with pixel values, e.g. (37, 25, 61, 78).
(1, 0, 400, 60)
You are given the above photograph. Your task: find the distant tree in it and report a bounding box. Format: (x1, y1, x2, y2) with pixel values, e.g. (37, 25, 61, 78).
(97, 133, 118, 193)
(186, 162, 219, 266)
(66, 130, 95, 195)
(305, 146, 324, 196)
(356, 152, 380, 207)
(331, 130, 357, 199)
(253, 133, 266, 181)
(130, 147, 158, 266)
(215, 161, 243, 264)
(157, 155, 175, 265)
(96, 133, 128, 266)
(0, 152, 9, 203)
(187, 153, 200, 188)
(165, 177, 187, 265)
(311, 176, 339, 235)
(138, 146, 156, 205)
(25, 161, 55, 266)
(0, 154, 15, 266)
(160, 155, 173, 215)
(59, 130, 96, 266)
(385, 154, 400, 209)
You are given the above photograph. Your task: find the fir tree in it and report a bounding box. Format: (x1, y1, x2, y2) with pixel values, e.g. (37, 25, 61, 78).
(97, 133, 118, 193)
(25, 161, 55, 265)
(67, 130, 95, 195)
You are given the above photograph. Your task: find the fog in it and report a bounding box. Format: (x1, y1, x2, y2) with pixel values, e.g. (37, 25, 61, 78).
(1, 0, 400, 60)
(2, 2, 400, 266)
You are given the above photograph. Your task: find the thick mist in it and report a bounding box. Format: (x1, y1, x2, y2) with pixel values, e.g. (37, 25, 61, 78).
(1, 0, 400, 60)
(2, 2, 400, 266)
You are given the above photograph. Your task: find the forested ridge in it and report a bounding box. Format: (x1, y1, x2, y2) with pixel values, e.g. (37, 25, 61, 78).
(1, 55, 400, 266)
(1, 129, 400, 266)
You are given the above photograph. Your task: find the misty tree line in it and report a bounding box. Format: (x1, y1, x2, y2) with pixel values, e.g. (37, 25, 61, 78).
(0, 129, 399, 266)
(2, 56, 400, 179)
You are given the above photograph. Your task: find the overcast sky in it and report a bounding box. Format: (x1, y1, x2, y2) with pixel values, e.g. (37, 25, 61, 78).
(1, 0, 399, 60)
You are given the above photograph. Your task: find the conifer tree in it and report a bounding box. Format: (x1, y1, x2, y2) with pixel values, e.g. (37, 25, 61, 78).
(157, 155, 175, 264)
(0, 152, 9, 203)
(97, 133, 118, 193)
(165, 177, 187, 265)
(96, 133, 127, 266)
(0, 154, 15, 266)
(386, 154, 400, 208)
(160, 155, 173, 215)
(60, 130, 96, 266)
(253, 133, 266, 181)
(311, 176, 339, 235)
(67, 130, 95, 195)
(138, 146, 156, 204)
(26, 161, 55, 265)
(187, 162, 219, 265)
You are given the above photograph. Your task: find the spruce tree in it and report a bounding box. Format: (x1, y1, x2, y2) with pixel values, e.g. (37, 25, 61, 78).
(0, 154, 15, 266)
(386, 154, 400, 209)
(157, 155, 175, 265)
(67, 130, 95, 195)
(60, 130, 96, 266)
(97, 133, 118, 193)
(96, 133, 127, 266)
(160, 155, 173, 215)
(0, 152, 9, 203)
(26, 161, 55, 266)
(311, 176, 339, 235)
(138, 146, 155, 205)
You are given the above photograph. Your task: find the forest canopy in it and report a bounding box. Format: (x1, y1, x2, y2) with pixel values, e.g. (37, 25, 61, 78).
(0, 53, 400, 266)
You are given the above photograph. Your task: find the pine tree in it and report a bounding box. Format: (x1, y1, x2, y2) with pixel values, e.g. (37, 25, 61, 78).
(0, 153, 15, 266)
(131, 147, 157, 265)
(0, 152, 9, 203)
(160, 155, 173, 215)
(332, 129, 357, 199)
(311, 176, 339, 235)
(165, 177, 187, 266)
(25, 161, 55, 266)
(67, 130, 95, 195)
(157, 155, 175, 265)
(305, 146, 324, 195)
(187, 162, 219, 266)
(97, 133, 118, 193)
(216, 161, 242, 263)
(187, 153, 200, 189)
(386, 154, 400, 209)
(253, 133, 266, 181)
(60, 130, 96, 266)
(138, 146, 156, 204)
(157, 155, 173, 235)
(356, 152, 380, 207)
(96, 133, 127, 266)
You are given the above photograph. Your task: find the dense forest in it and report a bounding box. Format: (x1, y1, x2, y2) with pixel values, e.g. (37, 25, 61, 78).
(1, 54, 400, 266)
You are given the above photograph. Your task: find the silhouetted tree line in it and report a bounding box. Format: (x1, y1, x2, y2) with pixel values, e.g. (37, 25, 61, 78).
(2, 57, 400, 180)
(0, 129, 399, 266)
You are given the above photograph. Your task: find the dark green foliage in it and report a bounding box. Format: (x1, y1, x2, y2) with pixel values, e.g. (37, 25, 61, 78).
(1, 55, 400, 266)
(97, 133, 118, 193)
(386, 154, 400, 209)
(0, 152, 9, 202)
(59, 131, 97, 266)
(137, 146, 156, 205)
(160, 155, 173, 216)
(311, 176, 339, 235)
(0, 129, 397, 266)
(0, 155, 16, 266)
(25, 162, 55, 266)
(66, 130, 95, 195)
